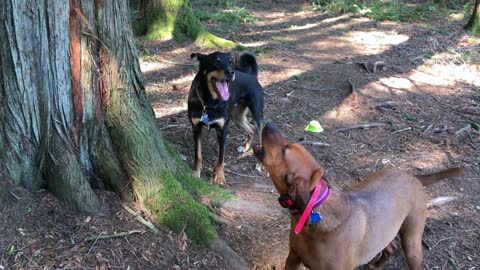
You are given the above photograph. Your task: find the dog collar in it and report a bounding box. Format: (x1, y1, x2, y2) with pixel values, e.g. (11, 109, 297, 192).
(294, 180, 330, 234)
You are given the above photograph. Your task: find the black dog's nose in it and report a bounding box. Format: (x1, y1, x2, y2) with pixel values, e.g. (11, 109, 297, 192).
(226, 69, 234, 76)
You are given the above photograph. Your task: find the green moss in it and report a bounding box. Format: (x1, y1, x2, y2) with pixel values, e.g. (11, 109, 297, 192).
(163, 141, 232, 205)
(142, 0, 238, 49)
(153, 169, 218, 245)
(467, 12, 480, 35)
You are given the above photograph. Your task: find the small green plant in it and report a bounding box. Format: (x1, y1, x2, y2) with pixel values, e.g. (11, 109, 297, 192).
(8, 244, 15, 255)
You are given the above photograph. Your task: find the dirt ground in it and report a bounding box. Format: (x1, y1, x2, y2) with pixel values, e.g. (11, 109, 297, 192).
(141, 1, 480, 269)
(1, 1, 479, 269)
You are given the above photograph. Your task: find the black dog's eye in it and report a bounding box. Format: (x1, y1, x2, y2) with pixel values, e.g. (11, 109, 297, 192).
(229, 58, 233, 64)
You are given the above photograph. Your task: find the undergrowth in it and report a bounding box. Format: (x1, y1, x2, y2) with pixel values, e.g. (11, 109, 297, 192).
(311, 0, 461, 22)
(194, 0, 258, 28)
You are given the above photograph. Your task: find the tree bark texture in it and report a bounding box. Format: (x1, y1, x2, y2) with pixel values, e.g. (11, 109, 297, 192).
(0, 0, 221, 245)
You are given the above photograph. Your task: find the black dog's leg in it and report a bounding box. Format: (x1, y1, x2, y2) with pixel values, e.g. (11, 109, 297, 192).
(192, 124, 203, 177)
(248, 97, 264, 145)
(211, 126, 227, 185)
(231, 104, 255, 153)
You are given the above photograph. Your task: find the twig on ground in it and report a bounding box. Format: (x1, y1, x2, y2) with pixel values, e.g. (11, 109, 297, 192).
(9, 191, 20, 200)
(427, 196, 458, 208)
(159, 59, 195, 67)
(422, 124, 434, 135)
(85, 230, 143, 242)
(334, 122, 386, 133)
(391, 127, 412, 134)
(224, 168, 262, 178)
(458, 109, 480, 117)
(121, 204, 159, 234)
(455, 124, 471, 136)
(431, 237, 458, 249)
(159, 124, 186, 130)
(347, 80, 356, 93)
(375, 101, 398, 109)
(298, 140, 331, 147)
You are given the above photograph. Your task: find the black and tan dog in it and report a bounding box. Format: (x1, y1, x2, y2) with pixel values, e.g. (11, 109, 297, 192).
(253, 122, 464, 270)
(188, 51, 264, 184)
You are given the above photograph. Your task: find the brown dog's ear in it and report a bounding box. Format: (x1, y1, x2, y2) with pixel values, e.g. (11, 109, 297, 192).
(309, 168, 325, 191)
(191, 53, 206, 61)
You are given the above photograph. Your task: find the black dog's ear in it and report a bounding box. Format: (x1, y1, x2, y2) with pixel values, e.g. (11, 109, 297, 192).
(191, 53, 206, 61)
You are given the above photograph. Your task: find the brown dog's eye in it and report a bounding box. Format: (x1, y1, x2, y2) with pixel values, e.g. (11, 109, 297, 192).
(281, 145, 288, 159)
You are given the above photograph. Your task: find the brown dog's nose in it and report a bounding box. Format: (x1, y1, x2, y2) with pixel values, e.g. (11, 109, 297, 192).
(263, 122, 279, 135)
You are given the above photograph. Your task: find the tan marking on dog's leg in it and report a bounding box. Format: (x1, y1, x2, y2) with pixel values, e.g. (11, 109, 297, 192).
(231, 105, 255, 152)
(192, 123, 203, 177)
(208, 118, 225, 128)
(191, 117, 201, 125)
(193, 141, 202, 177)
(211, 162, 225, 185)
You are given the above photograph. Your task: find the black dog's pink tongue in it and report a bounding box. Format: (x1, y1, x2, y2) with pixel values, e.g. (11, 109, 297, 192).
(216, 81, 230, 101)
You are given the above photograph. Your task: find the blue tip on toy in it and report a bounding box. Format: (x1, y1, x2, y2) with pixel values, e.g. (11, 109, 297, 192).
(310, 212, 322, 224)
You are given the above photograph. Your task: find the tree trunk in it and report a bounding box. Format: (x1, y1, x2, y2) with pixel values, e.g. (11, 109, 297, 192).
(465, 0, 480, 35)
(132, 0, 238, 48)
(0, 0, 225, 246)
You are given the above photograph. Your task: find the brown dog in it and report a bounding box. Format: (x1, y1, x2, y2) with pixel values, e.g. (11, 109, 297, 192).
(253, 122, 464, 270)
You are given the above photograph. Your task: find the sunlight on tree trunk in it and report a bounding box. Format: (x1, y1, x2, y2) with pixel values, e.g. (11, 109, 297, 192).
(0, 0, 229, 246)
(132, 0, 238, 49)
(465, 0, 480, 35)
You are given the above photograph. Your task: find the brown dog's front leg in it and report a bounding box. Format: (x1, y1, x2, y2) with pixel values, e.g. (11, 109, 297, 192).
(285, 249, 301, 270)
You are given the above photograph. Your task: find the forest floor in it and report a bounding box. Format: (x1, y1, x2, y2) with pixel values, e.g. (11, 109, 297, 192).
(1, 1, 479, 269)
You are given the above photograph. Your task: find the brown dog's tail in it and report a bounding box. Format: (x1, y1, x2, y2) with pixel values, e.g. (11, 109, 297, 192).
(416, 167, 465, 186)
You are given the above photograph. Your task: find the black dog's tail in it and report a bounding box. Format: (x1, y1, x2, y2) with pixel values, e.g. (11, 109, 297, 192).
(235, 52, 258, 76)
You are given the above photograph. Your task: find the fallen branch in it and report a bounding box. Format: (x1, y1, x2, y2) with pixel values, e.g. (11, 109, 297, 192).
(334, 122, 386, 133)
(422, 124, 434, 135)
(298, 140, 331, 147)
(358, 61, 385, 73)
(9, 191, 20, 200)
(428, 196, 458, 208)
(375, 101, 398, 109)
(85, 230, 143, 242)
(391, 127, 412, 134)
(459, 109, 480, 117)
(121, 204, 159, 234)
(224, 168, 262, 178)
(159, 58, 195, 67)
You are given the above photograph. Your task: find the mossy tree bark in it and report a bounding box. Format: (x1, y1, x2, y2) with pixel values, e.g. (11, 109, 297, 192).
(132, 0, 237, 48)
(0, 0, 228, 246)
(465, 0, 480, 35)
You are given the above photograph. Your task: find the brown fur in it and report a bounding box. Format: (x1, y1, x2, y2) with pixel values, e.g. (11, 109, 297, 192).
(254, 123, 464, 270)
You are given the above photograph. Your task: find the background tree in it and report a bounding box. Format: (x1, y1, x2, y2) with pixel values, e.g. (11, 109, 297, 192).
(465, 0, 480, 35)
(0, 0, 246, 267)
(131, 0, 237, 48)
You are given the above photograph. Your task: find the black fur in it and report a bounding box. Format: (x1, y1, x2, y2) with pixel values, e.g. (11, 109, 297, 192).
(187, 51, 264, 182)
